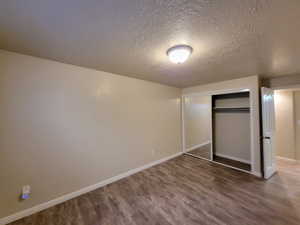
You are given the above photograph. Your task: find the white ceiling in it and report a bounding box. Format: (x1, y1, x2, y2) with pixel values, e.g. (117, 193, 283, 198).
(0, 0, 300, 87)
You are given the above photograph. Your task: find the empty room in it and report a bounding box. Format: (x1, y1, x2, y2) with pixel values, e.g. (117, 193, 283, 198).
(1, 1, 300, 225)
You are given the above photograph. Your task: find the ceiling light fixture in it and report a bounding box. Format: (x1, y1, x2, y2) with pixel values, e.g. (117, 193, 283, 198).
(167, 45, 193, 64)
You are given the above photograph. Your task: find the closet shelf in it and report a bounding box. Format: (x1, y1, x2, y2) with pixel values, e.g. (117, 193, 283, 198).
(213, 107, 250, 112)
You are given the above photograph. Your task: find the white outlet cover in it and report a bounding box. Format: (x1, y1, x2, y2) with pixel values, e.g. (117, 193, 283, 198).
(21, 185, 31, 200)
(22, 185, 31, 194)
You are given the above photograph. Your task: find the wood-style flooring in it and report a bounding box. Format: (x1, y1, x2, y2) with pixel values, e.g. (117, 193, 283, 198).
(9, 155, 300, 225)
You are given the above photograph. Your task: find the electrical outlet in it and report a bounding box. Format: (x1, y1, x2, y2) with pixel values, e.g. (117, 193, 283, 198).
(21, 185, 31, 200)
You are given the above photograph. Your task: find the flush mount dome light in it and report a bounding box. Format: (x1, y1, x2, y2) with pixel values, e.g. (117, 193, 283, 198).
(167, 45, 193, 64)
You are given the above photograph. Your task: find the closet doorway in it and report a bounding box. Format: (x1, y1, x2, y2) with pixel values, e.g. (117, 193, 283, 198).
(182, 89, 254, 174)
(212, 92, 251, 171)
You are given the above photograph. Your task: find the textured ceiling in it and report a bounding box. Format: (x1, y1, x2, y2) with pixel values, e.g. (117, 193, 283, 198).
(0, 0, 300, 87)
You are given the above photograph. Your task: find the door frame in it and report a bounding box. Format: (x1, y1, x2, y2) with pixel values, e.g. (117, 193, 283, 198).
(264, 85, 300, 177)
(182, 87, 256, 176)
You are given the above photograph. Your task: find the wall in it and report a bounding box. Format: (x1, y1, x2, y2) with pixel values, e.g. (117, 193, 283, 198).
(0, 50, 181, 219)
(184, 95, 211, 150)
(294, 91, 300, 160)
(274, 90, 296, 159)
(263, 75, 300, 89)
(182, 76, 261, 176)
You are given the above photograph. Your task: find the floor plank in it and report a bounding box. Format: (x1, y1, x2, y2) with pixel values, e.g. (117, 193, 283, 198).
(8, 155, 300, 225)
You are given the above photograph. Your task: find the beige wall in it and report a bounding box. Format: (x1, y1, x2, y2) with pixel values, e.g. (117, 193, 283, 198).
(184, 95, 211, 149)
(182, 76, 261, 175)
(294, 91, 300, 160)
(274, 90, 296, 159)
(0, 50, 181, 219)
(263, 75, 300, 89)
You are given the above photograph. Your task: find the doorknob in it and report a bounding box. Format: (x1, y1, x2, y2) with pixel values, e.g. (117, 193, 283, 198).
(264, 137, 271, 139)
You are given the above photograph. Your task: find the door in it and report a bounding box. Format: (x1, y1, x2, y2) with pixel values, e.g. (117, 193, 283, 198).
(261, 87, 276, 179)
(183, 95, 213, 161)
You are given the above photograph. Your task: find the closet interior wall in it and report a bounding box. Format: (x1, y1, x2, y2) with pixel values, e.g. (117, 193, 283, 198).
(212, 92, 251, 171)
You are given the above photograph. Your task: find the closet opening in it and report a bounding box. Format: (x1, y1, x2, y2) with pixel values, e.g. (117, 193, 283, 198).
(212, 92, 251, 171)
(183, 89, 253, 174)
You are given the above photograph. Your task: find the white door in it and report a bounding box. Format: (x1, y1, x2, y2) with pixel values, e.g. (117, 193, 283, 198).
(261, 87, 276, 179)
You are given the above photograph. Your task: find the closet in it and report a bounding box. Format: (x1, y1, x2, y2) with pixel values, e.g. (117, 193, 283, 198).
(212, 92, 251, 171)
(183, 90, 252, 174)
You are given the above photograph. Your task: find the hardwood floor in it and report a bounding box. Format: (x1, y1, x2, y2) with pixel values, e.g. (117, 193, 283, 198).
(277, 157, 300, 175)
(9, 155, 300, 225)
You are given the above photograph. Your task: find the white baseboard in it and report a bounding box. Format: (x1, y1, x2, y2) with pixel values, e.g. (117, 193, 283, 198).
(277, 156, 298, 162)
(215, 153, 250, 164)
(186, 141, 211, 152)
(0, 152, 182, 225)
(251, 171, 262, 178)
